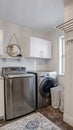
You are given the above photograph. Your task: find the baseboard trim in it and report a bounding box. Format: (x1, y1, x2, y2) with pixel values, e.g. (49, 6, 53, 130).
(63, 113, 73, 127)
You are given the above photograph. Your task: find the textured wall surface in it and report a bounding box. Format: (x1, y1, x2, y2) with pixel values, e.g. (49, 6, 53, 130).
(0, 20, 49, 73)
(0, 20, 64, 87)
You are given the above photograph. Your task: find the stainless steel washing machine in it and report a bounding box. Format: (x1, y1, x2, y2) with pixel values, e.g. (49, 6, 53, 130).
(2, 67, 36, 120)
(28, 71, 58, 109)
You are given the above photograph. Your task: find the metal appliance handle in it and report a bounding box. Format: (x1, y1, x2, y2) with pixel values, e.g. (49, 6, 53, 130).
(8, 75, 35, 78)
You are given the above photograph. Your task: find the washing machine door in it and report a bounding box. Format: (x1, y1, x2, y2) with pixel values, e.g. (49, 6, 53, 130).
(39, 77, 56, 99)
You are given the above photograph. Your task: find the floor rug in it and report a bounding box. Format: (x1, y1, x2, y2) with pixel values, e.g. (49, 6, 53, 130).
(0, 112, 61, 130)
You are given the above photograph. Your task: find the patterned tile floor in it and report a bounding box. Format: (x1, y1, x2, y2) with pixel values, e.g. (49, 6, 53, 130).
(0, 106, 73, 130)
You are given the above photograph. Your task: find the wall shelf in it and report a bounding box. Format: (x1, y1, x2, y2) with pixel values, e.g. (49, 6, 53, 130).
(56, 18, 73, 33)
(0, 56, 24, 61)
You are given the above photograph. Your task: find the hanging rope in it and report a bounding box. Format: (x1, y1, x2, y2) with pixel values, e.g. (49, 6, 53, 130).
(8, 33, 19, 45)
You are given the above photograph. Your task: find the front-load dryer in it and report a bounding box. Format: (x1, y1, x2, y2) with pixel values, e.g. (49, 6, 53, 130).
(28, 71, 58, 109)
(37, 71, 58, 108)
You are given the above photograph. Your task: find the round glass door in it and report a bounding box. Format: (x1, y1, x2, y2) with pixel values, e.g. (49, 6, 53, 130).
(39, 77, 56, 98)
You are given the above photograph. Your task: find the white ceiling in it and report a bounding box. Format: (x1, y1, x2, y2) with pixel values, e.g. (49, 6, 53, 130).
(0, 0, 64, 30)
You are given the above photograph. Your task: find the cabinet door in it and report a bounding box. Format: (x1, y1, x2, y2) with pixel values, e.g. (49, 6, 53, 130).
(42, 40, 51, 58)
(30, 37, 51, 58)
(30, 37, 41, 57)
(0, 78, 4, 118)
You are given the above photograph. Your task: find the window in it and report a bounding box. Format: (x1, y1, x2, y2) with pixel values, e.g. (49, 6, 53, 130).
(0, 29, 3, 55)
(59, 36, 65, 75)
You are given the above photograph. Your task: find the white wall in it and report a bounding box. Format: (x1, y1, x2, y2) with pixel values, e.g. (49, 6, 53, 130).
(46, 29, 64, 86)
(64, 0, 73, 126)
(0, 20, 64, 86)
(0, 20, 49, 73)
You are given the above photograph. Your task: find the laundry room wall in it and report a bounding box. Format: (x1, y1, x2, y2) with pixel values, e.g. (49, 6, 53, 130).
(0, 20, 65, 86)
(64, 0, 73, 126)
(0, 20, 50, 73)
(46, 28, 64, 86)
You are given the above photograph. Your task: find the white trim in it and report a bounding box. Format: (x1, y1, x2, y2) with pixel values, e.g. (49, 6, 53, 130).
(63, 113, 73, 127)
(60, 36, 64, 39)
(59, 36, 65, 75)
(58, 73, 64, 76)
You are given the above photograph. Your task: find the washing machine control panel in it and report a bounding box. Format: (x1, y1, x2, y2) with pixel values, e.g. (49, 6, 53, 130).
(37, 72, 57, 78)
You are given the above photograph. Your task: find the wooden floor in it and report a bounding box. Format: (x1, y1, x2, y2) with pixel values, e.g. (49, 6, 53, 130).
(0, 106, 73, 130)
(38, 106, 73, 130)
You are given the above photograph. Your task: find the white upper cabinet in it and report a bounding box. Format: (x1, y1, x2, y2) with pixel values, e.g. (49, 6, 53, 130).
(24, 36, 52, 59)
(42, 39, 51, 58)
(30, 37, 41, 58)
(0, 29, 3, 56)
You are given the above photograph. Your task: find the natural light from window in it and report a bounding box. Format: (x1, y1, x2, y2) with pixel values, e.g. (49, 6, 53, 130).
(59, 36, 65, 75)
